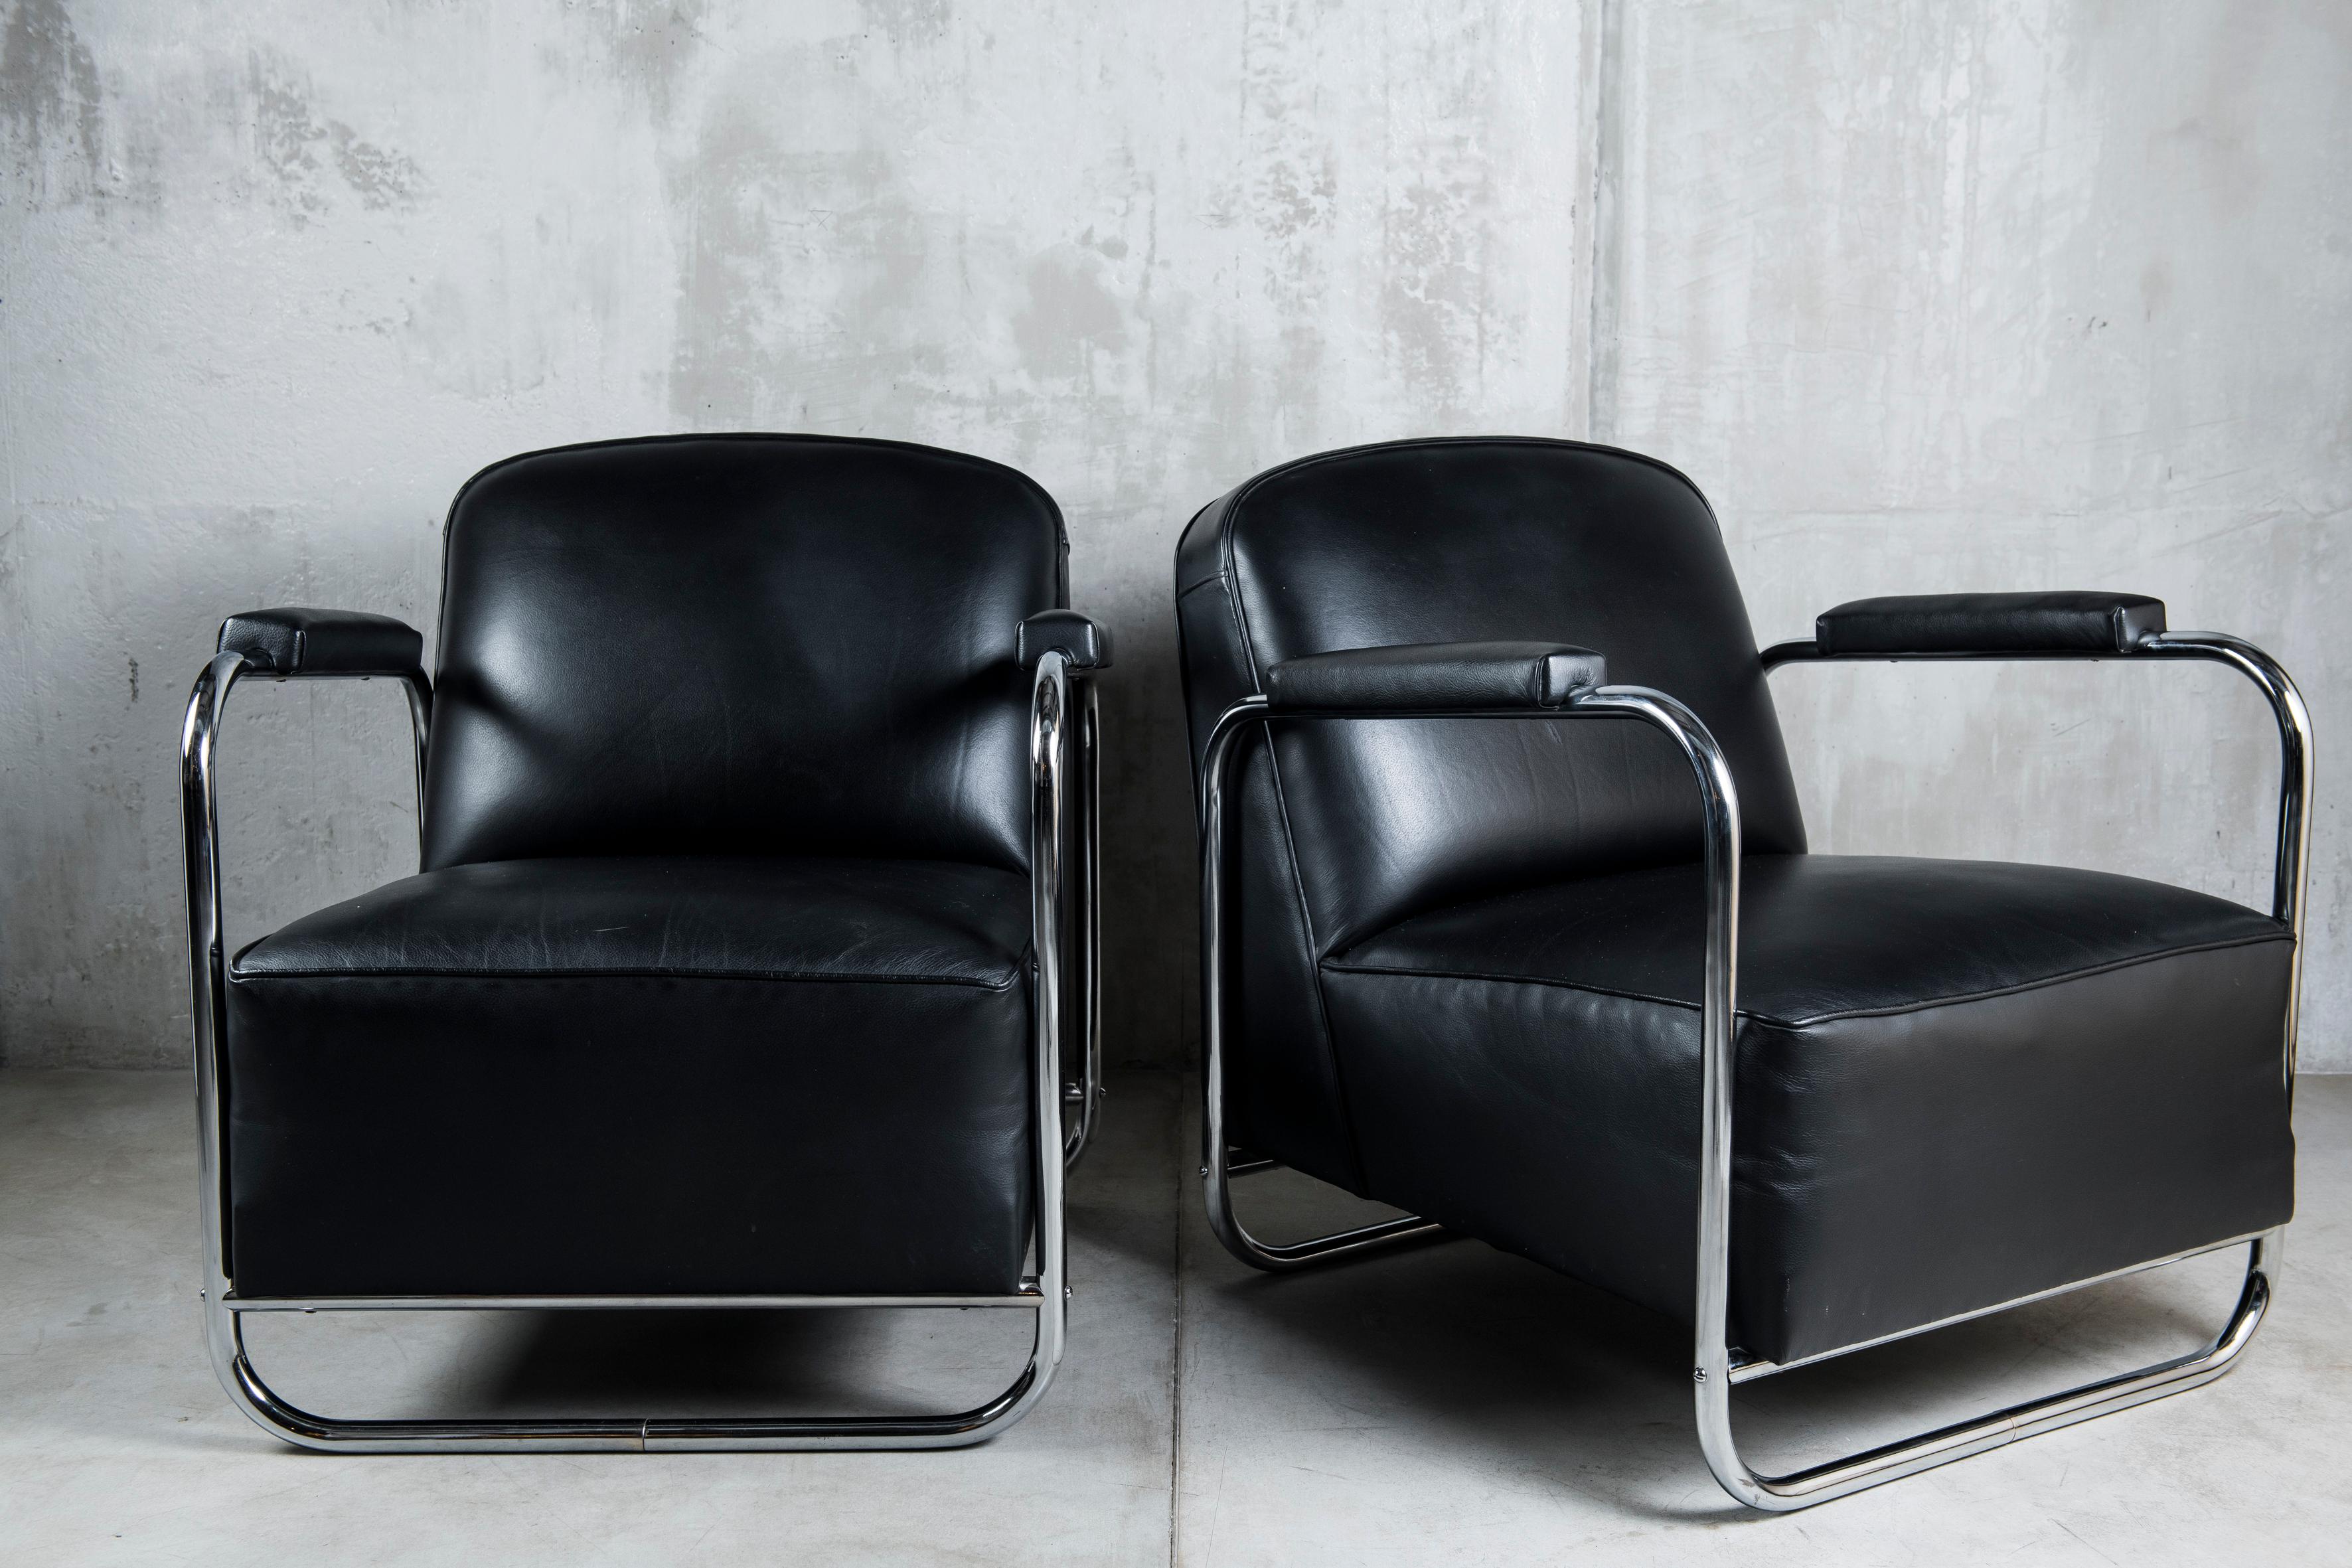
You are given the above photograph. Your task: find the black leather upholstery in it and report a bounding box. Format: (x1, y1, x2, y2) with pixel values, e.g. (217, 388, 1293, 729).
(1177, 437, 1806, 953)
(1018, 609, 1113, 670)
(1176, 436, 2296, 1365)
(1265, 642, 1607, 712)
(424, 435, 1063, 873)
(220, 435, 1070, 1302)
(1176, 437, 1806, 1192)
(237, 855, 1029, 988)
(1339, 853, 2284, 1025)
(227, 857, 1034, 1297)
(1323, 855, 2292, 1362)
(1815, 591, 2165, 656)
(218, 606, 425, 679)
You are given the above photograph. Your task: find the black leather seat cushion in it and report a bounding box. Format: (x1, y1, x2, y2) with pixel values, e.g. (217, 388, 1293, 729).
(224, 857, 1035, 1298)
(1320, 854, 2295, 1364)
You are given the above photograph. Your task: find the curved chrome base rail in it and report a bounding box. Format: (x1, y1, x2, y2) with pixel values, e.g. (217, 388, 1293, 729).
(225, 1289, 1048, 1312)
(1699, 1230, 2278, 1510)
(1726, 1229, 2268, 1385)
(204, 1290, 1060, 1454)
(1212, 1212, 1450, 1273)
(1202, 1142, 1450, 1273)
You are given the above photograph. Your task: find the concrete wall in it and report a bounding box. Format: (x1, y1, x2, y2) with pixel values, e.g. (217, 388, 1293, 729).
(1600, 0, 2351, 1069)
(1, 0, 2343, 1071)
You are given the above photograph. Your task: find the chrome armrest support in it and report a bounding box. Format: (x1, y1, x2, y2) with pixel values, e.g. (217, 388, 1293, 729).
(1196, 686, 1731, 1275)
(179, 649, 435, 1406)
(1077, 673, 1104, 1164)
(1762, 631, 2313, 1078)
(1021, 652, 1075, 1383)
(180, 651, 242, 1368)
(183, 651, 434, 855)
(1036, 656, 1105, 1169)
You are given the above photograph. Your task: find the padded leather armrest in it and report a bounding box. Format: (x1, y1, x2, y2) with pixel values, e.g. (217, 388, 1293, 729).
(217, 607, 426, 678)
(1814, 592, 2165, 657)
(1018, 609, 1112, 670)
(1264, 641, 1607, 714)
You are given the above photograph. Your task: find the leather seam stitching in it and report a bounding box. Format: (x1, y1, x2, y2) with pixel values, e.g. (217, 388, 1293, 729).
(1321, 929, 2292, 1029)
(1215, 436, 1723, 558)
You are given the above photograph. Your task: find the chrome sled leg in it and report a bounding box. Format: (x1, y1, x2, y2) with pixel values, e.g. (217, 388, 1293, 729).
(1196, 698, 1449, 1272)
(198, 1288, 1065, 1454)
(1697, 1230, 2279, 1510)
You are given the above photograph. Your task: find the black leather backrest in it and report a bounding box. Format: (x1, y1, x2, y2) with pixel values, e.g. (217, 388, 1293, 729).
(1177, 437, 1806, 957)
(422, 435, 1064, 874)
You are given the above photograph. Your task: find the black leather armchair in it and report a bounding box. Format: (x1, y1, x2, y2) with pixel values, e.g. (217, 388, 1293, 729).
(1175, 437, 2308, 1510)
(179, 434, 1108, 1452)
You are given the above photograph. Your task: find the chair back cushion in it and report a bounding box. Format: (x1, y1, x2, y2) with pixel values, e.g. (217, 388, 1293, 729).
(1179, 436, 1806, 953)
(423, 435, 1063, 872)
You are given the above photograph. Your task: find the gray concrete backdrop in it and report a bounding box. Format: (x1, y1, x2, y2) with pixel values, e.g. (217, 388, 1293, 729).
(1, 1, 2345, 1071)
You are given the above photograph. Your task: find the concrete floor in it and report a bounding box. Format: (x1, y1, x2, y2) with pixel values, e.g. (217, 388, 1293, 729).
(2, 1070, 2347, 1565)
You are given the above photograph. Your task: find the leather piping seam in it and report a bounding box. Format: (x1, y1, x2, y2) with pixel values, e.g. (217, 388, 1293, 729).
(226, 964, 1022, 991)
(1321, 928, 2292, 1031)
(1211, 436, 1725, 582)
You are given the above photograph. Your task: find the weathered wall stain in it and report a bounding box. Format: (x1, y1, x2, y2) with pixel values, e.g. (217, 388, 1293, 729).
(578, 0, 709, 116)
(1012, 246, 1129, 382)
(858, 0, 951, 49)
(1, 0, 102, 205)
(0, 0, 2343, 1079)
(244, 50, 424, 219)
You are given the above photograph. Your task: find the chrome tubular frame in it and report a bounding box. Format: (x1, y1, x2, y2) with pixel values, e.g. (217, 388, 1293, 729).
(1197, 688, 1733, 1280)
(1200, 628, 2309, 1510)
(1761, 632, 2313, 1081)
(177, 649, 1083, 1452)
(1198, 695, 1449, 1270)
(1062, 676, 1107, 1165)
